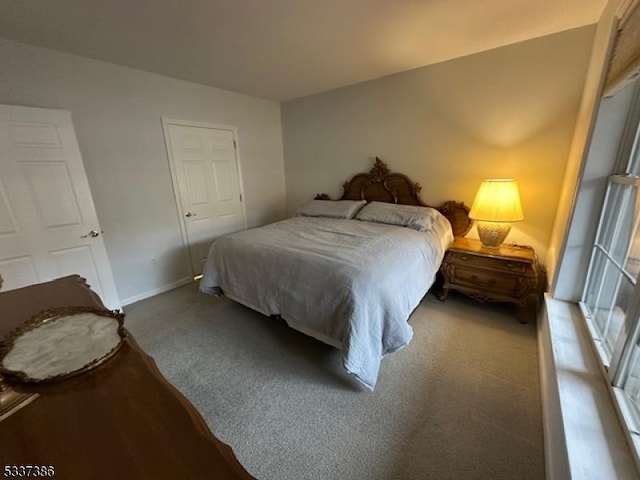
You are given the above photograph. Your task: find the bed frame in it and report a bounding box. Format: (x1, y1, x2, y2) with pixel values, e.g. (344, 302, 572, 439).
(316, 158, 472, 237)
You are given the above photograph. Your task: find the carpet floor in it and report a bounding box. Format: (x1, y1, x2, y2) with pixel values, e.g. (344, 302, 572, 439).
(124, 281, 544, 480)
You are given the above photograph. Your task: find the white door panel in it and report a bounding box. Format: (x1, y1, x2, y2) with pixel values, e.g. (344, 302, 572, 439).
(50, 245, 102, 293)
(164, 121, 246, 275)
(0, 105, 120, 309)
(22, 162, 83, 228)
(0, 256, 38, 291)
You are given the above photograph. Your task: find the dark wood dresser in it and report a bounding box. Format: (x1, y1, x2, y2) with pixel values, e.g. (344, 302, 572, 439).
(438, 237, 543, 323)
(0, 275, 256, 480)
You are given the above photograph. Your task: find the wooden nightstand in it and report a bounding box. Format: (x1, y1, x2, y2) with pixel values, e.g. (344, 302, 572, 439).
(438, 237, 543, 323)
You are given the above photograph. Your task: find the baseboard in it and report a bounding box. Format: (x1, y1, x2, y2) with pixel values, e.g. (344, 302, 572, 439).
(120, 276, 194, 307)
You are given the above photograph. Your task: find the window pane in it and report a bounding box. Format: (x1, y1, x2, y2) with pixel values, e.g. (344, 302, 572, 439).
(597, 181, 639, 268)
(584, 248, 609, 316)
(598, 182, 625, 249)
(629, 120, 640, 176)
(625, 198, 640, 279)
(623, 345, 640, 409)
(584, 251, 635, 361)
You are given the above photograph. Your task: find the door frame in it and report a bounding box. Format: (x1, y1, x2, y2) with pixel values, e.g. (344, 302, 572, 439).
(161, 118, 248, 276)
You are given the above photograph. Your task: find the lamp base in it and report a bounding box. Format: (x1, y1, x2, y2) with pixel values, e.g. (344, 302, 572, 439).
(476, 221, 511, 248)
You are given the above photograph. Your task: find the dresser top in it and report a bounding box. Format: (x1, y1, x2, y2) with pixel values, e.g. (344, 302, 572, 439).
(448, 237, 535, 262)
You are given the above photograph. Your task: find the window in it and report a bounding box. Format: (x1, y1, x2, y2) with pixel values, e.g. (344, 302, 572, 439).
(581, 81, 640, 461)
(583, 176, 640, 364)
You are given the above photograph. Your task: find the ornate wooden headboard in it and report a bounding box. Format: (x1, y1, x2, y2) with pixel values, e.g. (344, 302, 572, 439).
(316, 158, 472, 237)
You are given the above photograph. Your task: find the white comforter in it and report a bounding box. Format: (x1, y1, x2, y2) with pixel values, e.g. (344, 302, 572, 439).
(200, 214, 453, 390)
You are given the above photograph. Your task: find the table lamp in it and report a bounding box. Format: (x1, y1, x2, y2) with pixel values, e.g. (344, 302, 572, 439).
(469, 179, 524, 248)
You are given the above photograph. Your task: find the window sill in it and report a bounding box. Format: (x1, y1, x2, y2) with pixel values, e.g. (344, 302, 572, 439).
(539, 294, 638, 479)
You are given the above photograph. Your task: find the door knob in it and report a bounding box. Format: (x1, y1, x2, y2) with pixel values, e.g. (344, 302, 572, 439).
(185, 212, 197, 217)
(81, 230, 101, 238)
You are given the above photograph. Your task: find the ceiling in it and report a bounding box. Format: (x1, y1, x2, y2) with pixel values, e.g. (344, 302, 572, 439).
(0, 0, 607, 101)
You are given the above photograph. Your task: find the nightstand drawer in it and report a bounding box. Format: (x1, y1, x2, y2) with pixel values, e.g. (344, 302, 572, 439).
(448, 252, 528, 274)
(439, 237, 541, 323)
(449, 266, 519, 295)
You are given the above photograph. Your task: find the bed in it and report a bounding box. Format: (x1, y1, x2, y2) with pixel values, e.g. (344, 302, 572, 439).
(200, 158, 471, 390)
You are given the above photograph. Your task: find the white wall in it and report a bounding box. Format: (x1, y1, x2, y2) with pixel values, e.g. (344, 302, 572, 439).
(0, 39, 287, 305)
(281, 26, 596, 266)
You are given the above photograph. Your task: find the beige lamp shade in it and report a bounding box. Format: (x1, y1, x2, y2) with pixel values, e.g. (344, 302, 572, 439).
(469, 179, 523, 247)
(469, 179, 524, 222)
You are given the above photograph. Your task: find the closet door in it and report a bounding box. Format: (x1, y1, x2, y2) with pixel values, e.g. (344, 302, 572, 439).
(163, 120, 247, 276)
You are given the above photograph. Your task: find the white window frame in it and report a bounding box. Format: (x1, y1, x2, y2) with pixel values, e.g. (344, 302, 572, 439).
(580, 82, 640, 468)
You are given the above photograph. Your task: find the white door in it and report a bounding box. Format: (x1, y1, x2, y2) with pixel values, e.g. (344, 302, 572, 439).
(163, 120, 247, 275)
(0, 105, 120, 309)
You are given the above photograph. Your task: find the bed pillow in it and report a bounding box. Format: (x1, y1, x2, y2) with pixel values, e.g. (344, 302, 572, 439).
(354, 201, 438, 231)
(295, 199, 367, 219)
